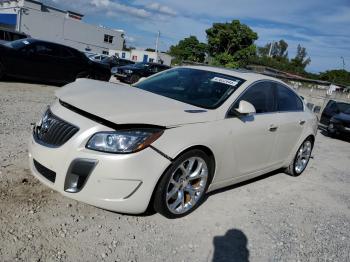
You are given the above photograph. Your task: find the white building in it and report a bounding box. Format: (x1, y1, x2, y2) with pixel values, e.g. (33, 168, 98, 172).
(0, 0, 124, 54)
(111, 49, 172, 66)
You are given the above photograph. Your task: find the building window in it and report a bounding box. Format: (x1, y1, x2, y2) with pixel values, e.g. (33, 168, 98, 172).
(122, 52, 126, 58)
(149, 58, 154, 62)
(102, 50, 109, 55)
(104, 34, 113, 44)
(132, 55, 137, 61)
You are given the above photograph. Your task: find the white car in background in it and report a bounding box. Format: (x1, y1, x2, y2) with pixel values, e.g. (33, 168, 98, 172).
(28, 66, 317, 218)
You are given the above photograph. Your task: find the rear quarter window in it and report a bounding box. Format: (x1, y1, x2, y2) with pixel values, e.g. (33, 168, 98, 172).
(277, 84, 303, 112)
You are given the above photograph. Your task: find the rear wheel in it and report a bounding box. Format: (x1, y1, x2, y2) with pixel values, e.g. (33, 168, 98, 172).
(285, 137, 313, 176)
(153, 150, 212, 218)
(76, 71, 89, 80)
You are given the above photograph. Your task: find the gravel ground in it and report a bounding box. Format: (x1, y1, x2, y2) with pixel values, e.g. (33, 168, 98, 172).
(0, 80, 349, 262)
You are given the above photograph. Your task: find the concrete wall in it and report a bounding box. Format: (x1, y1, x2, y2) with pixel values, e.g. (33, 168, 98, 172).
(0, 0, 124, 54)
(285, 80, 350, 116)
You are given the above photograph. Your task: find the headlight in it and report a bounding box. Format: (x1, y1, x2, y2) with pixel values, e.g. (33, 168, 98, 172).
(124, 69, 133, 74)
(86, 129, 163, 153)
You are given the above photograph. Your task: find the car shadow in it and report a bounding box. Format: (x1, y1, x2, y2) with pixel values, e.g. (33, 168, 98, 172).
(212, 229, 249, 262)
(133, 169, 283, 218)
(1, 76, 64, 87)
(112, 169, 284, 218)
(205, 169, 282, 199)
(319, 128, 350, 143)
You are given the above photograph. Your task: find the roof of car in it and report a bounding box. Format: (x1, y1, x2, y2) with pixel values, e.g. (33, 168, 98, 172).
(182, 65, 284, 83)
(146, 62, 170, 67)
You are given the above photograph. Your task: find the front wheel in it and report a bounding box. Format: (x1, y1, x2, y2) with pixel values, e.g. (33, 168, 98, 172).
(285, 137, 314, 177)
(153, 150, 213, 218)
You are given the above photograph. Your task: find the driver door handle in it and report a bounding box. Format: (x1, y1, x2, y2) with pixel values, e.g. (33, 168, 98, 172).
(269, 125, 278, 132)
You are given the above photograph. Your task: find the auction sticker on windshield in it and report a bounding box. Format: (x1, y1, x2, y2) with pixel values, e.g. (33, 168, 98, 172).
(211, 77, 239, 87)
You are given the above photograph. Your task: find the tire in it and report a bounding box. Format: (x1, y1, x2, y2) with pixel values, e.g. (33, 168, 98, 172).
(129, 74, 140, 84)
(153, 149, 213, 218)
(284, 137, 314, 177)
(76, 71, 89, 80)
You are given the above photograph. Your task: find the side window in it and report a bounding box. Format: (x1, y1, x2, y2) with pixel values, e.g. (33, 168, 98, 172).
(277, 84, 303, 112)
(36, 44, 54, 56)
(35, 43, 60, 57)
(235, 81, 276, 113)
(60, 47, 74, 58)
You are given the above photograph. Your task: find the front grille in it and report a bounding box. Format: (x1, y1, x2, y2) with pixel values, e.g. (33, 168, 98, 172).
(33, 159, 56, 183)
(33, 109, 79, 147)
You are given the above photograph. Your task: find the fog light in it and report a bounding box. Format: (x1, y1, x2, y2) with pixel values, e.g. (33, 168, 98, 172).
(64, 159, 97, 193)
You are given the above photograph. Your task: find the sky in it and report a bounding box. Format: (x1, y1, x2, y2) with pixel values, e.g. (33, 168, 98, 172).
(45, 0, 350, 73)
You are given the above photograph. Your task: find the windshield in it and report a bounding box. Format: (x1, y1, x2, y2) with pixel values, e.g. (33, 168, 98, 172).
(337, 102, 350, 114)
(4, 38, 33, 49)
(134, 67, 245, 109)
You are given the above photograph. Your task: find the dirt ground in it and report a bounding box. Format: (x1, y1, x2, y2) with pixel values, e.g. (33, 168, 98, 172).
(0, 81, 349, 262)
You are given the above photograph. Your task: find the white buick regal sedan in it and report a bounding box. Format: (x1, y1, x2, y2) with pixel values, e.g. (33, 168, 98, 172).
(29, 66, 318, 218)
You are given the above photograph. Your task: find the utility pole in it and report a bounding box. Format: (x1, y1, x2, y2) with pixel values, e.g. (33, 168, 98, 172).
(268, 41, 274, 57)
(340, 56, 345, 70)
(155, 31, 160, 62)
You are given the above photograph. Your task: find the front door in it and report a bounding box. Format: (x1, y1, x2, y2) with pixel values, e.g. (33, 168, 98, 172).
(229, 81, 279, 176)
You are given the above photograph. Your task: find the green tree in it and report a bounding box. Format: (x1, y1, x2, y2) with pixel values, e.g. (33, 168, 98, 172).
(290, 44, 311, 69)
(205, 20, 258, 68)
(168, 36, 207, 64)
(319, 69, 350, 86)
(145, 48, 155, 52)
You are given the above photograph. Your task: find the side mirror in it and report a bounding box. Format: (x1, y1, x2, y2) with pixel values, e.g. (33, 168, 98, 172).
(233, 100, 256, 116)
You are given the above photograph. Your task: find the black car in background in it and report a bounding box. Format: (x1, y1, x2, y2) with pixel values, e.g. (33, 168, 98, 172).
(0, 28, 27, 43)
(101, 55, 135, 69)
(0, 38, 111, 84)
(113, 62, 170, 84)
(320, 100, 350, 137)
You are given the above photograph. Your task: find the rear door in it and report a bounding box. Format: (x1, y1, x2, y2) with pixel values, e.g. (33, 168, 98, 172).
(58, 46, 85, 82)
(272, 83, 305, 165)
(229, 81, 279, 176)
(32, 42, 63, 81)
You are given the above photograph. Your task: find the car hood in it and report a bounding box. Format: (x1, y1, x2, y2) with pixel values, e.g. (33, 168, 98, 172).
(118, 65, 141, 71)
(332, 113, 350, 123)
(55, 79, 217, 127)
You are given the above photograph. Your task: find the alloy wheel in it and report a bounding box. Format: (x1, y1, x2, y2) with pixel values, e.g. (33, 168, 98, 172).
(166, 157, 208, 214)
(294, 140, 312, 174)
